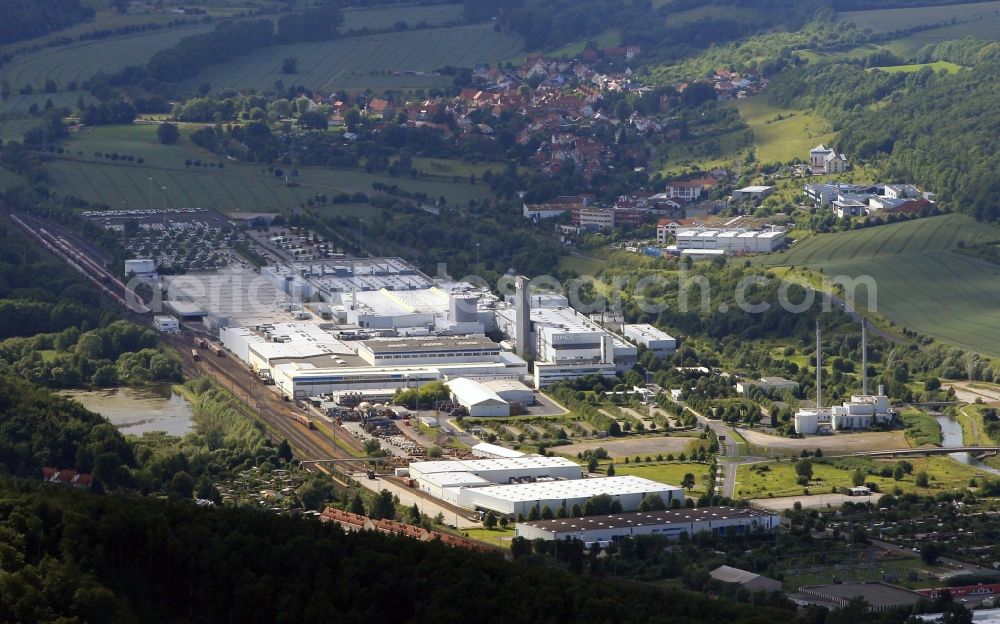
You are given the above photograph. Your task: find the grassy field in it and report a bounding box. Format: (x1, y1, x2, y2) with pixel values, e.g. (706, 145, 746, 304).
(3, 23, 217, 92)
(665, 4, 764, 26)
(734, 98, 835, 165)
(839, 0, 1000, 32)
(342, 4, 464, 30)
(614, 461, 711, 493)
(558, 253, 609, 276)
(736, 456, 981, 498)
(765, 214, 1000, 355)
(901, 409, 943, 447)
(46, 124, 489, 212)
(544, 28, 622, 59)
(187, 24, 523, 93)
(870, 60, 963, 74)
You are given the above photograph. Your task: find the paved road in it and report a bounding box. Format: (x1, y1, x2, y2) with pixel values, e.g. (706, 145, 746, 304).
(679, 403, 744, 499)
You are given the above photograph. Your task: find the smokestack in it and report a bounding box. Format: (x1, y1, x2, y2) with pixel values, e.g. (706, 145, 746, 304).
(515, 276, 531, 358)
(861, 319, 868, 395)
(816, 321, 822, 408)
(601, 334, 614, 365)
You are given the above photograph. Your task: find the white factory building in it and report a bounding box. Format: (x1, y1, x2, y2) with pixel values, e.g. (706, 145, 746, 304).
(623, 324, 677, 359)
(673, 228, 786, 254)
(516, 506, 780, 542)
(459, 476, 684, 517)
(794, 389, 896, 434)
(221, 324, 527, 400)
(444, 378, 536, 417)
(409, 456, 582, 482)
(153, 315, 179, 333)
(496, 297, 636, 388)
(445, 378, 511, 417)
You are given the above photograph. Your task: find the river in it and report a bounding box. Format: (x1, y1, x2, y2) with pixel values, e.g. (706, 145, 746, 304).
(60, 386, 195, 437)
(935, 413, 1000, 477)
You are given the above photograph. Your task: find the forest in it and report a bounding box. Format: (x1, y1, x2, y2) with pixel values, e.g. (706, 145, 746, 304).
(0, 0, 94, 46)
(0, 477, 795, 624)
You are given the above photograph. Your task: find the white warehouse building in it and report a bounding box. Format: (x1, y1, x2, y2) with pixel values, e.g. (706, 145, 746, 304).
(409, 456, 583, 486)
(675, 229, 786, 254)
(445, 378, 510, 417)
(458, 476, 684, 517)
(623, 324, 677, 359)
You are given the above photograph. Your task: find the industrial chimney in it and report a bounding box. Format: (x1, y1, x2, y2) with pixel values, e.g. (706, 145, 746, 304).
(515, 276, 531, 358)
(815, 321, 822, 408)
(861, 319, 868, 396)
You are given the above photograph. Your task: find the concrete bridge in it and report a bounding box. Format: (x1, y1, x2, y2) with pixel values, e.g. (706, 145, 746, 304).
(843, 446, 1000, 458)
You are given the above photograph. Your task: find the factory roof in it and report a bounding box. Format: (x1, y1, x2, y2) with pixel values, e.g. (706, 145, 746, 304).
(410, 456, 580, 475)
(418, 471, 491, 488)
(470, 442, 526, 459)
(736, 185, 774, 193)
(165, 268, 290, 326)
(466, 476, 679, 503)
(360, 336, 500, 354)
(798, 582, 923, 610)
(623, 324, 675, 341)
(274, 360, 510, 379)
(518, 506, 772, 533)
(445, 378, 508, 407)
(482, 379, 533, 394)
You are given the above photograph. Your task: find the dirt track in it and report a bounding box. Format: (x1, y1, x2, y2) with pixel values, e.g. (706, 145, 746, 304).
(739, 428, 908, 456)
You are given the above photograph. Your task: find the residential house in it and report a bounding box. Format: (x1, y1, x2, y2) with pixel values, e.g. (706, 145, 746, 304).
(809, 144, 848, 174)
(663, 177, 717, 202)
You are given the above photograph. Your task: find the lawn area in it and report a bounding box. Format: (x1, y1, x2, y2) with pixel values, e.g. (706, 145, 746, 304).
(736, 456, 981, 498)
(734, 98, 835, 165)
(615, 461, 711, 493)
(765, 214, 1000, 356)
(839, 0, 1000, 32)
(461, 526, 516, 549)
(186, 24, 523, 93)
(869, 61, 963, 74)
(901, 409, 942, 447)
(46, 123, 489, 212)
(655, 127, 750, 177)
(781, 556, 950, 591)
(0, 168, 25, 190)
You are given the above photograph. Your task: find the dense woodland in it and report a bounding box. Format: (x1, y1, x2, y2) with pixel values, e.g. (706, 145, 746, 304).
(0, 0, 94, 46)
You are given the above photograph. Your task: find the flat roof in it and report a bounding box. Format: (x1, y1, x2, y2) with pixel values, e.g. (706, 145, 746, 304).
(736, 185, 774, 192)
(410, 456, 579, 475)
(419, 471, 490, 488)
(360, 336, 499, 353)
(446, 378, 507, 407)
(800, 583, 922, 609)
(470, 442, 526, 459)
(623, 323, 675, 341)
(468, 476, 679, 503)
(519, 506, 773, 532)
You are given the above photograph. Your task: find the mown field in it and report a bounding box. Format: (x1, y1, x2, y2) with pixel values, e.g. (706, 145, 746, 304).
(2, 23, 217, 92)
(187, 24, 523, 93)
(341, 3, 464, 30)
(734, 98, 835, 164)
(766, 214, 1000, 355)
(45, 124, 490, 212)
(840, 0, 1000, 31)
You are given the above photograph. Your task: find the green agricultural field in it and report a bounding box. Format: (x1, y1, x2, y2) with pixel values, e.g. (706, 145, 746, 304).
(2, 23, 216, 93)
(734, 98, 835, 164)
(544, 28, 621, 59)
(0, 119, 39, 142)
(839, 0, 1000, 32)
(881, 15, 1000, 57)
(665, 4, 764, 26)
(767, 214, 1000, 356)
(187, 24, 523, 93)
(342, 4, 464, 30)
(869, 61, 963, 74)
(46, 124, 489, 213)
